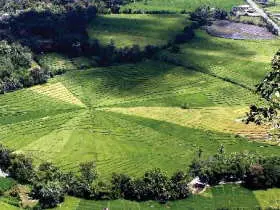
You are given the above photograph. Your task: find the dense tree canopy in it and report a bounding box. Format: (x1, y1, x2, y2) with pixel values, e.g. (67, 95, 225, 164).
(0, 40, 49, 93)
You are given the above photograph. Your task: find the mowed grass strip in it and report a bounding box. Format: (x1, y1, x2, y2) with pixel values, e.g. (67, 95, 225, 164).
(88, 14, 189, 48)
(103, 106, 269, 139)
(30, 82, 86, 107)
(121, 0, 244, 13)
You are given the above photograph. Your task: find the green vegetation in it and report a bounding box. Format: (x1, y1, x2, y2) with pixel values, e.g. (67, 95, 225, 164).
(159, 30, 280, 88)
(0, 178, 16, 195)
(88, 14, 189, 48)
(121, 0, 244, 13)
(17, 185, 279, 209)
(0, 0, 279, 208)
(0, 57, 279, 179)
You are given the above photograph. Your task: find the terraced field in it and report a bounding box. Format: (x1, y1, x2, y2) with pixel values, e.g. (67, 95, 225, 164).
(88, 14, 189, 48)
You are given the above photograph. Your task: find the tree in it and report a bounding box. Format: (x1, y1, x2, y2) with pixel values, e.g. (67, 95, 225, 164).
(31, 181, 65, 209)
(244, 164, 266, 189)
(111, 173, 133, 199)
(8, 154, 35, 184)
(0, 144, 12, 171)
(36, 162, 62, 183)
(170, 171, 190, 200)
(79, 161, 97, 184)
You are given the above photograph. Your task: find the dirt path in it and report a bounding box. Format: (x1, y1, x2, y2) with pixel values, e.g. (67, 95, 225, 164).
(247, 0, 280, 35)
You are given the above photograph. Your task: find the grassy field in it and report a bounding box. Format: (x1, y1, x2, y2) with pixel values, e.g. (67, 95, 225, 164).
(159, 30, 280, 89)
(0, 57, 279, 178)
(88, 14, 189, 48)
(0, 6, 280, 208)
(121, 0, 244, 13)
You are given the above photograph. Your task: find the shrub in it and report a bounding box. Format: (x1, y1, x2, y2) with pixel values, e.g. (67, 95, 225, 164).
(111, 173, 133, 199)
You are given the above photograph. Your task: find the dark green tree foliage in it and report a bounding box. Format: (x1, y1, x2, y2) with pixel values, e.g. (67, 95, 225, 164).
(8, 154, 35, 184)
(35, 162, 62, 183)
(0, 0, 132, 13)
(0, 144, 12, 171)
(0, 40, 48, 93)
(190, 6, 228, 25)
(257, 50, 280, 107)
(111, 169, 190, 202)
(244, 157, 280, 189)
(31, 181, 65, 209)
(66, 161, 97, 199)
(190, 148, 260, 185)
(79, 161, 98, 184)
(244, 105, 277, 125)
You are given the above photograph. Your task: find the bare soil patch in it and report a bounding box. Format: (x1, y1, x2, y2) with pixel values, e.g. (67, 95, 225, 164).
(206, 20, 276, 40)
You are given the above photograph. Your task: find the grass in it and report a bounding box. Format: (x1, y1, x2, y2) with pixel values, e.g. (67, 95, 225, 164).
(0, 178, 16, 194)
(88, 14, 189, 48)
(37, 53, 76, 75)
(0, 10, 280, 209)
(121, 0, 244, 13)
(0, 59, 279, 178)
(104, 106, 269, 139)
(159, 30, 280, 89)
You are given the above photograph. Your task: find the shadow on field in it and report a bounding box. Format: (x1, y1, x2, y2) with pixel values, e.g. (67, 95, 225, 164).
(72, 60, 197, 93)
(88, 14, 185, 41)
(1, 6, 97, 55)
